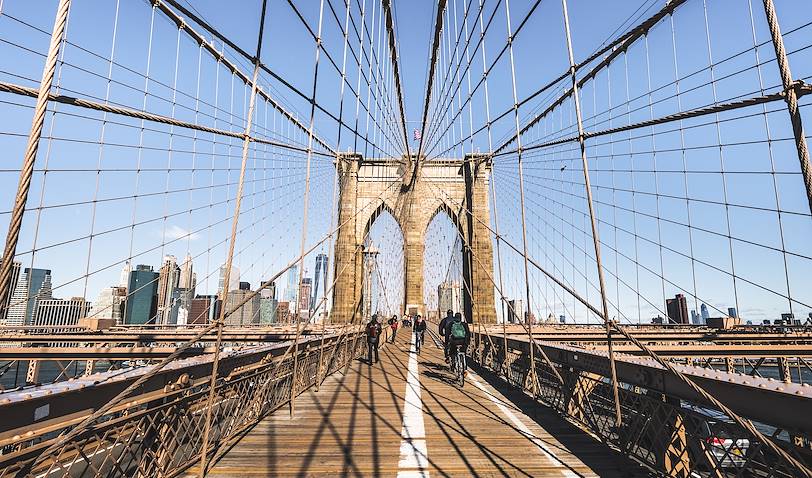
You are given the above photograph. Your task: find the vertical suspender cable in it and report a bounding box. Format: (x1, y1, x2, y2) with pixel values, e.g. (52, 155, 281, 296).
(478, 0, 508, 369)
(291, 0, 326, 418)
(560, 0, 622, 426)
(503, 0, 539, 396)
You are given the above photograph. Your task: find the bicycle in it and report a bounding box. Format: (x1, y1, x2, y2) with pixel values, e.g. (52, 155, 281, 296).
(449, 343, 466, 387)
(414, 331, 423, 354)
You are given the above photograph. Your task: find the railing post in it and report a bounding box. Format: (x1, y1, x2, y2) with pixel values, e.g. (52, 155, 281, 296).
(0, 0, 71, 321)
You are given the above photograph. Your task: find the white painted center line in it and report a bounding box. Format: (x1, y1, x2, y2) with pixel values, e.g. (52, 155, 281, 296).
(468, 373, 581, 478)
(397, 335, 430, 478)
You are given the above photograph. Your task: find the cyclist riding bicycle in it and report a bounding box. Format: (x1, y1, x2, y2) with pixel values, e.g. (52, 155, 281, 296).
(413, 314, 427, 353)
(439, 309, 454, 362)
(444, 312, 470, 369)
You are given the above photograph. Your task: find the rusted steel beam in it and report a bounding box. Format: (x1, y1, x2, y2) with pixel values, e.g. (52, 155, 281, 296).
(0, 332, 322, 343)
(0, 346, 216, 360)
(581, 344, 812, 357)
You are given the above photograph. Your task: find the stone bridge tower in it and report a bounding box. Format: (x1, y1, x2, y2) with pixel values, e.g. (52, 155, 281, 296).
(330, 154, 496, 324)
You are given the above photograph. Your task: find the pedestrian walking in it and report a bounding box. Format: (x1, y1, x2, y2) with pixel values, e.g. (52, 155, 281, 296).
(388, 314, 399, 343)
(366, 315, 382, 364)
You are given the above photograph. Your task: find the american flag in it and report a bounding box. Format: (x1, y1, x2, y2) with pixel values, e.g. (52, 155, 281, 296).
(413, 129, 421, 141)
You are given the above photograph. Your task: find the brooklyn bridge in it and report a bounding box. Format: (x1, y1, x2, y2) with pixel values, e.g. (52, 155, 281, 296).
(0, 0, 811, 476)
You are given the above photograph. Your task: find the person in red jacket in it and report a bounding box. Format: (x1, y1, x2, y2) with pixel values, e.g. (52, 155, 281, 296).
(387, 314, 399, 343)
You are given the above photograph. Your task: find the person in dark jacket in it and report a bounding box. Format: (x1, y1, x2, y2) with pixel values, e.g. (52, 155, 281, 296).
(413, 314, 427, 353)
(366, 315, 382, 364)
(439, 309, 454, 361)
(444, 312, 471, 365)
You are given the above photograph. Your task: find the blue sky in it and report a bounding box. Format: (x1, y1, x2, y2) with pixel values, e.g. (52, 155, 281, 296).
(0, 0, 810, 324)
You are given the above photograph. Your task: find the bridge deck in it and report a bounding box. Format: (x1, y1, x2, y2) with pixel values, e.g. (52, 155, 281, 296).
(190, 329, 652, 477)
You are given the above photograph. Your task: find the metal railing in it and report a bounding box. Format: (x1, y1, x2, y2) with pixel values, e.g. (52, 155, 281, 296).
(471, 331, 812, 478)
(0, 330, 365, 477)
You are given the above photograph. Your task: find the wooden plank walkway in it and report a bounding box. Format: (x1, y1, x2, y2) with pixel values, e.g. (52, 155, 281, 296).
(190, 328, 653, 477)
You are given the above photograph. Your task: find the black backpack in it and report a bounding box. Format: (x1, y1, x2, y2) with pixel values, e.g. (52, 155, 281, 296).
(367, 322, 379, 339)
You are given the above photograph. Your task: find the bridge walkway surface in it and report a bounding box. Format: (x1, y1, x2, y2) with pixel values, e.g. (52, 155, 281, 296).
(187, 328, 653, 477)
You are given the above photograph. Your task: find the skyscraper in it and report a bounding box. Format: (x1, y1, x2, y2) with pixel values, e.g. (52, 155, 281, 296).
(312, 254, 328, 309)
(727, 307, 738, 319)
(125, 265, 159, 325)
(666, 294, 689, 324)
(89, 286, 127, 324)
(157, 255, 181, 324)
(218, 264, 240, 295)
(179, 253, 195, 290)
(700, 303, 710, 322)
(7, 267, 52, 326)
(284, 264, 299, 302)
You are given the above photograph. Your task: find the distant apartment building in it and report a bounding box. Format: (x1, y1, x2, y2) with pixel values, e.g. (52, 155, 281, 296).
(277, 301, 291, 323)
(299, 278, 312, 313)
(189, 295, 219, 325)
(666, 294, 689, 324)
(89, 286, 127, 324)
(438, 281, 462, 315)
(260, 297, 278, 324)
(507, 299, 524, 324)
(218, 265, 239, 295)
(32, 297, 91, 328)
(259, 281, 276, 300)
(224, 289, 260, 326)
